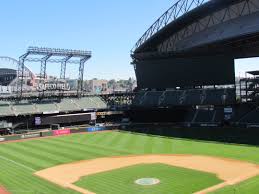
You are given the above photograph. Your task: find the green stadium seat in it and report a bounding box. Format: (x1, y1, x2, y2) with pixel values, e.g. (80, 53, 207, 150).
(58, 99, 80, 112)
(12, 103, 37, 115)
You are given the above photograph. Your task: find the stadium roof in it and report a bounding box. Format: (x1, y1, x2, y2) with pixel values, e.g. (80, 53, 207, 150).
(0, 68, 16, 75)
(247, 71, 259, 76)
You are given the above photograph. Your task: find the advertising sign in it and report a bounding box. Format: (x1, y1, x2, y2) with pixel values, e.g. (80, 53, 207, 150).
(224, 108, 233, 113)
(90, 112, 97, 120)
(52, 129, 71, 136)
(37, 83, 70, 91)
(87, 127, 106, 132)
(35, 117, 42, 126)
(21, 133, 41, 139)
(0, 137, 5, 142)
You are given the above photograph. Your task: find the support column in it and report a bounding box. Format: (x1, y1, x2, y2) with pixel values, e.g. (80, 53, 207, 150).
(17, 53, 29, 98)
(77, 58, 87, 97)
(39, 55, 52, 97)
(77, 56, 91, 97)
(59, 56, 72, 97)
(60, 56, 72, 80)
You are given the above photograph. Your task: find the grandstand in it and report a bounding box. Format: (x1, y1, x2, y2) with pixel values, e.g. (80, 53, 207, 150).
(0, 96, 107, 117)
(126, 0, 259, 132)
(0, 96, 107, 133)
(132, 88, 236, 108)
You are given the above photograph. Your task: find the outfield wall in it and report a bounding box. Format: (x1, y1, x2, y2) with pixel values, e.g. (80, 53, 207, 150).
(0, 125, 118, 142)
(0, 132, 45, 142)
(121, 123, 259, 146)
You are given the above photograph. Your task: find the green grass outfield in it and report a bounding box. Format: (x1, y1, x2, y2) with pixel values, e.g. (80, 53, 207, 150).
(0, 131, 259, 193)
(75, 163, 222, 194)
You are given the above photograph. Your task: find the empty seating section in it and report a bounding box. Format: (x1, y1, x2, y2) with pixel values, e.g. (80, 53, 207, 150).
(71, 97, 107, 110)
(142, 91, 162, 107)
(161, 90, 182, 106)
(0, 96, 108, 116)
(57, 97, 107, 112)
(213, 109, 224, 123)
(0, 102, 13, 116)
(132, 88, 236, 107)
(232, 104, 255, 121)
(13, 103, 37, 115)
(36, 103, 58, 113)
(91, 96, 107, 109)
(132, 92, 145, 105)
(239, 109, 259, 124)
(185, 90, 202, 105)
(73, 98, 90, 109)
(184, 109, 196, 123)
(194, 110, 215, 123)
(58, 99, 79, 112)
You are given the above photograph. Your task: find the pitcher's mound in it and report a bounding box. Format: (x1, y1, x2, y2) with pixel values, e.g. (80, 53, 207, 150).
(135, 178, 160, 186)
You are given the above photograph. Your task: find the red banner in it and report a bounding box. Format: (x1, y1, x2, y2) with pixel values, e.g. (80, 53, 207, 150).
(52, 129, 71, 136)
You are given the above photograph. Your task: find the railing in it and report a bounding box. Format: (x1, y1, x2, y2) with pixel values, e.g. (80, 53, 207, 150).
(131, 0, 209, 53)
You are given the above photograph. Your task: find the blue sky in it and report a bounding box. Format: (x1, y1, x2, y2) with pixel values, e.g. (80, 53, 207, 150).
(0, 0, 258, 80)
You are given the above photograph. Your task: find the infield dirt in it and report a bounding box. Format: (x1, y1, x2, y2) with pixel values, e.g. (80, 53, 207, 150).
(35, 154, 259, 194)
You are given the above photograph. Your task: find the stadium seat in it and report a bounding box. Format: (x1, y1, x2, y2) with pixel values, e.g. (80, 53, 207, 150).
(12, 102, 37, 115)
(58, 99, 80, 112)
(36, 102, 59, 114)
(0, 102, 13, 116)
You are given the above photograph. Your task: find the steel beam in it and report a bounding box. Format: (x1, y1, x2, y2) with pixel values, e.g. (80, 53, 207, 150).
(60, 56, 72, 80)
(17, 53, 29, 98)
(159, 0, 258, 53)
(39, 55, 52, 97)
(132, 0, 208, 53)
(14, 47, 91, 99)
(77, 57, 88, 97)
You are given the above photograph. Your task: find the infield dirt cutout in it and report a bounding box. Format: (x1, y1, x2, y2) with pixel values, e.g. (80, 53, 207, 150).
(35, 155, 259, 194)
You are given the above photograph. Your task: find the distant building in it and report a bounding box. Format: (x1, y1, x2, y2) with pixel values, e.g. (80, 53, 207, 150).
(0, 68, 17, 86)
(88, 79, 108, 94)
(67, 79, 78, 90)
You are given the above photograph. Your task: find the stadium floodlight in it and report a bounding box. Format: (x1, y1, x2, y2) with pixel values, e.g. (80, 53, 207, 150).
(27, 47, 91, 57)
(17, 47, 92, 98)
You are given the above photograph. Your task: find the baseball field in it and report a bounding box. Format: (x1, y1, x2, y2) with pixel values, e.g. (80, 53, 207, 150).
(0, 130, 259, 194)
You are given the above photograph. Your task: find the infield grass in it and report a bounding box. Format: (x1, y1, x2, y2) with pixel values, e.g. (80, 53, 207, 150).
(210, 176, 259, 194)
(75, 163, 222, 194)
(0, 131, 259, 193)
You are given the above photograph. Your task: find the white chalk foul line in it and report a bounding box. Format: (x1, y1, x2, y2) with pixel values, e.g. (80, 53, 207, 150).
(0, 155, 36, 172)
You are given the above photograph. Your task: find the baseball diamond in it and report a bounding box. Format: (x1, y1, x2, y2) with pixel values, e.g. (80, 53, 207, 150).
(1, 131, 259, 194)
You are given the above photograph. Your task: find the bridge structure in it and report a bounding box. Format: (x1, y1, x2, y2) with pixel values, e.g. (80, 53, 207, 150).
(132, 0, 259, 90)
